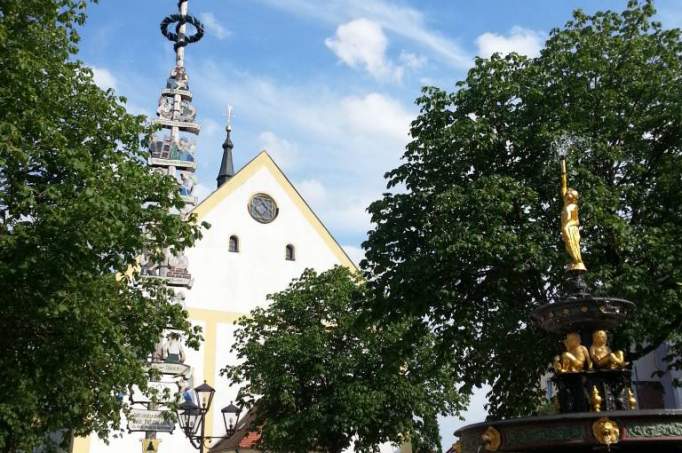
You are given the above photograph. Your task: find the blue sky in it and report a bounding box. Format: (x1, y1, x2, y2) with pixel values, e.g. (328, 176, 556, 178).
(78, 0, 681, 448)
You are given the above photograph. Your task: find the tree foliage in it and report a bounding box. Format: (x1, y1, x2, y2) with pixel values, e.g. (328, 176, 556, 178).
(0, 1, 203, 450)
(362, 0, 682, 418)
(224, 267, 465, 453)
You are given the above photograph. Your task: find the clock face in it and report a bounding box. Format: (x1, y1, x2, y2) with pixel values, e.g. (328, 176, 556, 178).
(248, 193, 278, 224)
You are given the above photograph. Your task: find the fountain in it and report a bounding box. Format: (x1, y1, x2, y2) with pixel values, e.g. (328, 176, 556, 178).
(453, 139, 682, 452)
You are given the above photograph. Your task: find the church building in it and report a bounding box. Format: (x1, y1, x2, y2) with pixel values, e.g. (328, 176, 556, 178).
(72, 2, 356, 452)
(75, 153, 356, 453)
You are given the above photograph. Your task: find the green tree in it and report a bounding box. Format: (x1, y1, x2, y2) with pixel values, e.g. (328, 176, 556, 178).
(0, 1, 203, 451)
(362, 0, 682, 418)
(223, 267, 465, 453)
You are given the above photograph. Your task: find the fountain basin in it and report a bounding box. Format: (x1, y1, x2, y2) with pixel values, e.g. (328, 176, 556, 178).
(455, 409, 682, 452)
(531, 296, 635, 334)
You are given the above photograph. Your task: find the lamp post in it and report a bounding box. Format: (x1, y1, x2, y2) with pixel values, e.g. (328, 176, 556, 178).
(176, 381, 243, 453)
(221, 402, 242, 436)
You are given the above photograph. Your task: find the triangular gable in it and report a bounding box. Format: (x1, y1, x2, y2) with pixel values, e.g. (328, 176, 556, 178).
(192, 151, 358, 271)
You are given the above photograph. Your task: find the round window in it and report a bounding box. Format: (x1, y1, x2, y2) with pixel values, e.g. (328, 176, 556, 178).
(248, 193, 278, 224)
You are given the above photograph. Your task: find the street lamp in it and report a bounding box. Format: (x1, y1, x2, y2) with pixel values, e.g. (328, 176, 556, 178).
(221, 402, 242, 436)
(194, 381, 216, 414)
(177, 381, 214, 453)
(178, 400, 202, 437)
(177, 381, 243, 453)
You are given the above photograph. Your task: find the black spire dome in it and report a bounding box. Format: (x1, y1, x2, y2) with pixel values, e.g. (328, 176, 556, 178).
(217, 106, 235, 188)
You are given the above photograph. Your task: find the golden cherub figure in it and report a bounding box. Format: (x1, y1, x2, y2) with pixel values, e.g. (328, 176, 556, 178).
(560, 155, 587, 271)
(590, 330, 627, 369)
(554, 332, 592, 373)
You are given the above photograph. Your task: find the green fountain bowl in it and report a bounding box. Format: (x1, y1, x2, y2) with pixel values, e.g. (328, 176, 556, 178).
(455, 409, 682, 452)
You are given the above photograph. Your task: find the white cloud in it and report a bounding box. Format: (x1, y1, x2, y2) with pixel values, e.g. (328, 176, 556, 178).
(399, 51, 427, 70)
(342, 244, 365, 267)
(199, 12, 230, 40)
(476, 26, 545, 58)
(297, 180, 372, 240)
(256, 0, 469, 68)
(91, 66, 117, 91)
(324, 196, 373, 235)
(325, 18, 403, 82)
(341, 93, 412, 144)
(194, 61, 413, 149)
(258, 131, 300, 169)
(190, 61, 414, 239)
(298, 179, 328, 205)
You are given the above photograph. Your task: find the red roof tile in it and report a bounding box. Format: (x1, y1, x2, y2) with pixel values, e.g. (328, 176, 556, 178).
(238, 431, 261, 448)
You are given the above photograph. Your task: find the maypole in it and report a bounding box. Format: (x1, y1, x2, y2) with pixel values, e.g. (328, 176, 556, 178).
(132, 2, 204, 451)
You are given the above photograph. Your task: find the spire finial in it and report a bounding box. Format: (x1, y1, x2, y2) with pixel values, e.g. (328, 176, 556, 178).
(217, 104, 235, 188)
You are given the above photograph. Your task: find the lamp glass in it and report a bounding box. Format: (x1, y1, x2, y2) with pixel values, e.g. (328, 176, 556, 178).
(194, 381, 215, 413)
(178, 400, 202, 436)
(221, 402, 241, 435)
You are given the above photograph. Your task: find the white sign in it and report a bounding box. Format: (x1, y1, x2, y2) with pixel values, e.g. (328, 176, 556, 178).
(149, 361, 191, 377)
(130, 381, 180, 405)
(128, 409, 175, 433)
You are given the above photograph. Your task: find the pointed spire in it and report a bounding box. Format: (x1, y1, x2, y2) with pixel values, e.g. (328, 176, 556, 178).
(217, 105, 235, 188)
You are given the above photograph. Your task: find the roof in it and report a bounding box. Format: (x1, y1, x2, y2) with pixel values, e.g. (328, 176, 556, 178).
(192, 150, 358, 271)
(209, 408, 261, 453)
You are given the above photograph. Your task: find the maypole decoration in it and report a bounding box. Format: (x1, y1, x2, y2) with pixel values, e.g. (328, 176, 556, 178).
(140, 0, 204, 288)
(131, 1, 204, 449)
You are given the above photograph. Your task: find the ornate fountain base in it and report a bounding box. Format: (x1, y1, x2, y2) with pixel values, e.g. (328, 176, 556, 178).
(554, 368, 633, 413)
(455, 409, 682, 452)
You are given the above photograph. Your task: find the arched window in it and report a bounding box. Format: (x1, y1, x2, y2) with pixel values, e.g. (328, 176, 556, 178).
(285, 244, 295, 261)
(229, 235, 239, 253)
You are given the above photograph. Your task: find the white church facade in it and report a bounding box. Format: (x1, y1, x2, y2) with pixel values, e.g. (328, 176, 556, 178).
(73, 151, 357, 453)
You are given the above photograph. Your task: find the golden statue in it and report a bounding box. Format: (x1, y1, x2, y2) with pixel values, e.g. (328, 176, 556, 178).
(591, 386, 602, 412)
(554, 332, 592, 373)
(560, 156, 587, 271)
(627, 388, 637, 410)
(590, 330, 627, 369)
(592, 417, 620, 446)
(481, 426, 501, 451)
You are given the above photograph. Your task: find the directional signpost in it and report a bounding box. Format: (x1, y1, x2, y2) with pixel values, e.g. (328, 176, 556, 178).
(130, 381, 182, 405)
(149, 361, 191, 377)
(128, 409, 175, 433)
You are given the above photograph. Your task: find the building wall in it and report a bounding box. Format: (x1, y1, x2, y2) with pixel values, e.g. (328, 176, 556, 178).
(632, 343, 682, 409)
(187, 164, 344, 315)
(76, 154, 355, 453)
